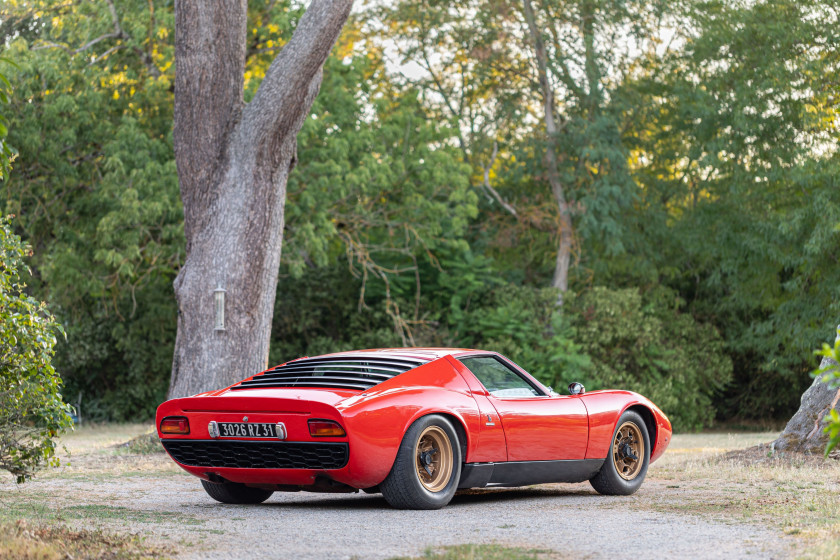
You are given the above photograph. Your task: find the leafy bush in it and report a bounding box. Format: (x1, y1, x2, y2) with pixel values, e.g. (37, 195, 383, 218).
(0, 58, 13, 180)
(814, 334, 840, 456)
(0, 217, 73, 482)
(270, 265, 404, 365)
(271, 260, 731, 433)
(572, 286, 733, 431)
(451, 283, 592, 392)
(121, 431, 164, 455)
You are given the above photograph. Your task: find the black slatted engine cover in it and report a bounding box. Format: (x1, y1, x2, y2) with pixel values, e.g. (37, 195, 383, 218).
(230, 354, 427, 391)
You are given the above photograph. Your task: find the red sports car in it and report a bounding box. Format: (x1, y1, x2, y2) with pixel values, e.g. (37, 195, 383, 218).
(157, 348, 672, 509)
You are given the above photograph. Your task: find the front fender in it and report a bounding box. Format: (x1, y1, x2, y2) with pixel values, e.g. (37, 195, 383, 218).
(580, 390, 672, 463)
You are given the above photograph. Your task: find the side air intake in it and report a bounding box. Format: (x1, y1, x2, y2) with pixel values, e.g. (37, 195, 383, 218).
(230, 354, 427, 391)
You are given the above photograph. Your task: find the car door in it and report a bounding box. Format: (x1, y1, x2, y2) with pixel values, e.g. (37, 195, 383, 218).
(457, 354, 588, 462)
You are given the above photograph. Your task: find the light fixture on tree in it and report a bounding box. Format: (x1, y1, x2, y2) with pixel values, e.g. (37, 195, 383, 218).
(214, 286, 226, 331)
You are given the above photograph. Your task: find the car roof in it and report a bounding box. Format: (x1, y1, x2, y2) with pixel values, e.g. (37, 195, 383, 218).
(296, 347, 480, 363)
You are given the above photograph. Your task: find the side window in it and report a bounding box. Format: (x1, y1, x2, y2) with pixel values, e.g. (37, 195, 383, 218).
(459, 356, 543, 398)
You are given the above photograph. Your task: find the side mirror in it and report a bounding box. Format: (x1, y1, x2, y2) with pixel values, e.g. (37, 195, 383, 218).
(568, 382, 585, 395)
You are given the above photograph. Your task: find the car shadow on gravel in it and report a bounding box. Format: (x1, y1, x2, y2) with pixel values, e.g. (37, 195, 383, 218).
(245, 485, 600, 511)
(262, 494, 389, 510)
(453, 486, 597, 504)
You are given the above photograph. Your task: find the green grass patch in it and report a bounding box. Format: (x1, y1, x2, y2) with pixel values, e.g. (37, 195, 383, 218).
(798, 537, 840, 559)
(64, 505, 203, 526)
(391, 544, 557, 560)
(0, 496, 202, 527)
(42, 468, 186, 482)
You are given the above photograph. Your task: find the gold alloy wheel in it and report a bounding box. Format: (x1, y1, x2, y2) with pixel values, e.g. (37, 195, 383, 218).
(612, 421, 645, 481)
(415, 425, 453, 492)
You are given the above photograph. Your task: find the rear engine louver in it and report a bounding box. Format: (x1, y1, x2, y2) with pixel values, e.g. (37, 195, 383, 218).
(230, 355, 427, 391)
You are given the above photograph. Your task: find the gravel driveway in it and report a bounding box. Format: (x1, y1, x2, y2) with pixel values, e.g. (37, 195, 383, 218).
(159, 478, 789, 560)
(12, 470, 788, 560)
(0, 427, 793, 559)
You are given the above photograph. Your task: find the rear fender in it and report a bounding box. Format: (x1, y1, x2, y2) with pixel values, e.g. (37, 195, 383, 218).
(336, 359, 480, 487)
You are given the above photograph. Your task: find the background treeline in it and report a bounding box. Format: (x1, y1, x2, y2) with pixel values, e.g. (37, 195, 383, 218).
(1, 0, 838, 431)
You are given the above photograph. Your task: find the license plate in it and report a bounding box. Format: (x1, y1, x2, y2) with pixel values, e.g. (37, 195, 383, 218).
(218, 422, 277, 438)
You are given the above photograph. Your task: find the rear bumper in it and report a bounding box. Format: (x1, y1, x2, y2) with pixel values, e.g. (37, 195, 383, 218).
(161, 438, 362, 488)
(156, 393, 375, 488)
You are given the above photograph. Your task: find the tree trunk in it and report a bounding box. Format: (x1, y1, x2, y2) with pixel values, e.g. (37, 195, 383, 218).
(773, 326, 840, 454)
(168, 0, 353, 398)
(522, 0, 573, 308)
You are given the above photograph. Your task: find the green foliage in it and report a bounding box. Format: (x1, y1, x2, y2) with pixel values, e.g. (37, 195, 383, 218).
(270, 265, 403, 364)
(448, 283, 592, 392)
(814, 333, 840, 456)
(1, 1, 179, 420)
(284, 52, 477, 344)
(0, 58, 15, 180)
(614, 0, 840, 418)
(0, 216, 73, 483)
(2, 0, 838, 430)
(571, 287, 732, 431)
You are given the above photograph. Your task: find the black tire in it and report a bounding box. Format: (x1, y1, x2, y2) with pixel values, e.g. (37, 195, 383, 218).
(200, 479, 274, 504)
(379, 414, 462, 510)
(589, 410, 651, 496)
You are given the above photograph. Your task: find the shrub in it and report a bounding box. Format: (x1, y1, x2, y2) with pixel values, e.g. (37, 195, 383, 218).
(452, 284, 592, 392)
(814, 334, 840, 456)
(572, 286, 733, 431)
(0, 217, 73, 482)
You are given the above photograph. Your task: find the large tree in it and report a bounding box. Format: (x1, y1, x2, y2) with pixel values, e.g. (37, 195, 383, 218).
(169, 1, 353, 397)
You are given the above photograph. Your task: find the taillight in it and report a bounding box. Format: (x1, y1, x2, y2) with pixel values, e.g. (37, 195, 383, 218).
(308, 419, 346, 437)
(160, 416, 190, 435)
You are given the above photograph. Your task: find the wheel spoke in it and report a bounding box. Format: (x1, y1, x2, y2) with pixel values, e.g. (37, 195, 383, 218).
(612, 421, 645, 481)
(415, 426, 453, 493)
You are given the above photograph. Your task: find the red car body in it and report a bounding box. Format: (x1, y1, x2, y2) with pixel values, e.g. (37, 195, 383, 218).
(157, 348, 672, 492)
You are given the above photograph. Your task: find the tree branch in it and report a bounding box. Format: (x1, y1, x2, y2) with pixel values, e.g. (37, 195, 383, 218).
(482, 141, 518, 217)
(523, 0, 574, 303)
(30, 0, 161, 77)
(31, 41, 71, 53)
(76, 0, 126, 53)
(242, 0, 353, 149)
(88, 44, 125, 66)
(174, 0, 249, 246)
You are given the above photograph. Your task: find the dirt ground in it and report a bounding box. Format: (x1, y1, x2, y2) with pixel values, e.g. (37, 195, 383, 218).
(2, 425, 837, 559)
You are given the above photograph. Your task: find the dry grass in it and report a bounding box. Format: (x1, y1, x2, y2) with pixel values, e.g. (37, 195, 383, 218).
(0, 520, 168, 560)
(59, 424, 154, 455)
(118, 432, 165, 455)
(646, 431, 840, 558)
(19, 424, 181, 481)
